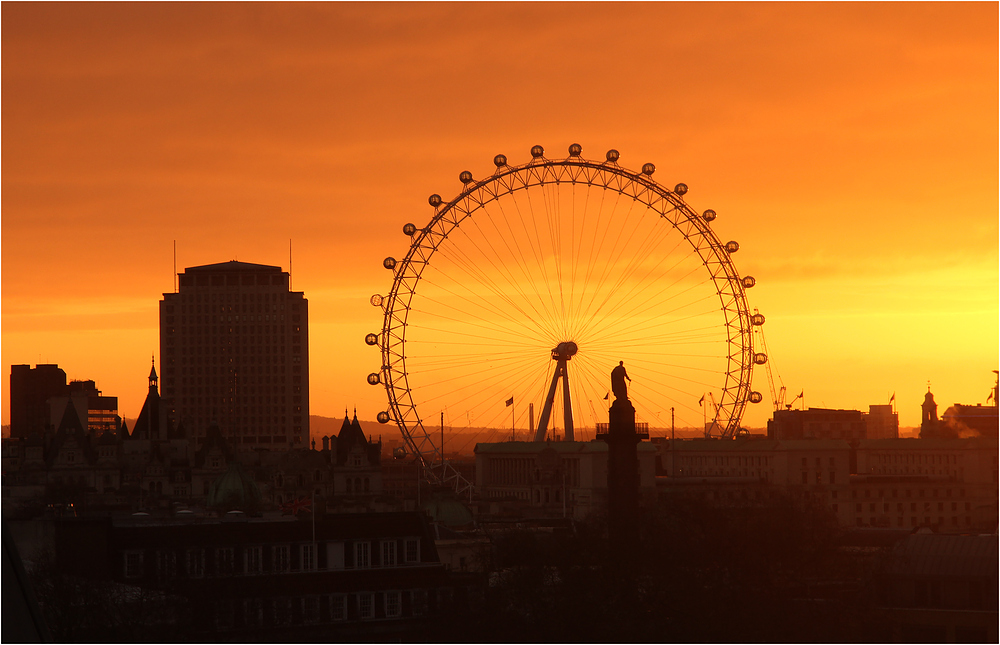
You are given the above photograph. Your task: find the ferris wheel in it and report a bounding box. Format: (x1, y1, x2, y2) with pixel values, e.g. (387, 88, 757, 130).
(366, 144, 765, 491)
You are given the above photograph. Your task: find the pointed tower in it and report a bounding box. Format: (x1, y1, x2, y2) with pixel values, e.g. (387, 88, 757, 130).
(131, 356, 167, 442)
(149, 356, 158, 391)
(920, 387, 939, 438)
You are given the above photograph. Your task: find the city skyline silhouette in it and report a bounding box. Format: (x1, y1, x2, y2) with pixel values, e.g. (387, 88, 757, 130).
(3, 3, 997, 431)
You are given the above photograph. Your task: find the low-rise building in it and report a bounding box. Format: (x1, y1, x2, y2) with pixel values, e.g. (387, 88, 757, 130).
(43, 511, 481, 641)
(474, 440, 657, 521)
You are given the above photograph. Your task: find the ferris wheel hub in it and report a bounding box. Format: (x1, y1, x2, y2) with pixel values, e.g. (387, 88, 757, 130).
(552, 341, 579, 360)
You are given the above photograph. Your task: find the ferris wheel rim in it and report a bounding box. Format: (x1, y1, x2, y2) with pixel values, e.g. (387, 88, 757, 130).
(373, 147, 756, 469)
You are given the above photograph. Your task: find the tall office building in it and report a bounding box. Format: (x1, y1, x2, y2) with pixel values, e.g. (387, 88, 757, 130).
(160, 261, 309, 449)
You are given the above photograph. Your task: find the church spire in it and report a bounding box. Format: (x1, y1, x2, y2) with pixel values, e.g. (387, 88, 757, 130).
(149, 355, 158, 391)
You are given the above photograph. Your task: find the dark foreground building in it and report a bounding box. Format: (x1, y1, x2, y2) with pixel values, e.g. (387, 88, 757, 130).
(44, 511, 480, 641)
(874, 532, 998, 642)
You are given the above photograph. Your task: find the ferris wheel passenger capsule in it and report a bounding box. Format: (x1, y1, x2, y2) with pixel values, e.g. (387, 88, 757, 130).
(568, 143, 583, 157)
(383, 257, 397, 270)
(641, 163, 655, 175)
(606, 149, 620, 163)
(753, 353, 767, 365)
(703, 209, 717, 222)
(392, 446, 407, 459)
(428, 194, 442, 207)
(751, 313, 766, 326)
(530, 145, 545, 158)
(370, 294, 383, 307)
(742, 276, 756, 289)
(749, 391, 764, 404)
(403, 223, 417, 236)
(725, 241, 740, 254)
(377, 411, 391, 424)
(459, 170, 473, 184)
(367, 372, 381, 385)
(674, 183, 688, 195)
(494, 154, 508, 167)
(365, 333, 379, 346)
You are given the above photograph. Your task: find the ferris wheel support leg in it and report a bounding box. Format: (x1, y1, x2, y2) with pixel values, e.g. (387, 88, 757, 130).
(562, 363, 574, 441)
(534, 359, 565, 442)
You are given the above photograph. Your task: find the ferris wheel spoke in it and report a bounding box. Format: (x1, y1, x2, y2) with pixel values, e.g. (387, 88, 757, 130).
(434, 235, 557, 336)
(580, 289, 720, 345)
(456, 205, 563, 332)
(576, 245, 706, 341)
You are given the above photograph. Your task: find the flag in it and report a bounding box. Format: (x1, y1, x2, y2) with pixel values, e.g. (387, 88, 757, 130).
(603, 392, 609, 400)
(505, 397, 513, 407)
(698, 395, 705, 405)
(279, 496, 312, 516)
(797, 390, 804, 398)
(889, 392, 895, 403)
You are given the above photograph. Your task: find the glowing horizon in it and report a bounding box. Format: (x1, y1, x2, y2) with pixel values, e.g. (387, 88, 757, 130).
(3, 3, 997, 433)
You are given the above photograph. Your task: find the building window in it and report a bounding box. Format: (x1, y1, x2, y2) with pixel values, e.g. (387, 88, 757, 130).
(214, 600, 235, 631)
(273, 545, 291, 572)
(186, 549, 205, 578)
(273, 597, 293, 626)
(358, 593, 375, 619)
(245, 546, 263, 575)
(355, 542, 371, 569)
(301, 544, 316, 571)
(382, 541, 397, 568)
(243, 599, 263, 627)
(405, 538, 419, 563)
(330, 595, 347, 621)
(155, 550, 177, 581)
(216, 547, 235, 576)
(411, 589, 428, 616)
(124, 550, 144, 579)
(303, 596, 321, 624)
(385, 591, 402, 618)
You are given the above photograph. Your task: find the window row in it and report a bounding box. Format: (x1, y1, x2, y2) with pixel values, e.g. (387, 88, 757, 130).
(212, 589, 439, 630)
(124, 538, 422, 579)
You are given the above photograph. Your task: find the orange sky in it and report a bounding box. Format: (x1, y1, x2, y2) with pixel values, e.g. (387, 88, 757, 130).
(3, 2, 997, 432)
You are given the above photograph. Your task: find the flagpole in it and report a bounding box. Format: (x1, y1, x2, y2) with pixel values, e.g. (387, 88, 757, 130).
(702, 394, 706, 438)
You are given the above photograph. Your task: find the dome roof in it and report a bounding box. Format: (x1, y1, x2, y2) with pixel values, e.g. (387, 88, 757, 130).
(207, 462, 262, 512)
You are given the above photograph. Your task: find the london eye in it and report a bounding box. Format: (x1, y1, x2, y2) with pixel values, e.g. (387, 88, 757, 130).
(367, 144, 763, 491)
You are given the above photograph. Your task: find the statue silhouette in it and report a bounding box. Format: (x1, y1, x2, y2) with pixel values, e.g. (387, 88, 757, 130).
(611, 361, 630, 401)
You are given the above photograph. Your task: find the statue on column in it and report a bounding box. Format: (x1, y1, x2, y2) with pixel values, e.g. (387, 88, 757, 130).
(611, 361, 630, 401)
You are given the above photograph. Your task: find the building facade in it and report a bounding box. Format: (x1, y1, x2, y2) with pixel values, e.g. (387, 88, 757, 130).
(160, 261, 309, 450)
(474, 440, 658, 521)
(653, 436, 998, 533)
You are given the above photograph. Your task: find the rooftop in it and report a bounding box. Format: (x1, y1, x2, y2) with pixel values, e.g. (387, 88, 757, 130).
(184, 260, 284, 273)
(474, 440, 657, 454)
